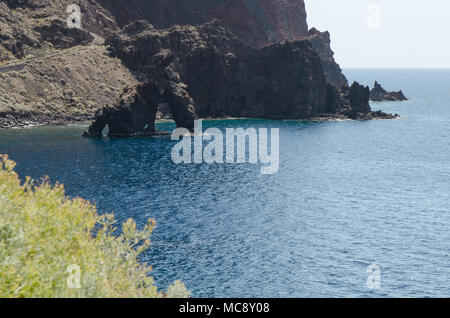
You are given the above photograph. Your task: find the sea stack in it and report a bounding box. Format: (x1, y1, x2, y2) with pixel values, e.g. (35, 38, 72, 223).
(370, 81, 408, 101)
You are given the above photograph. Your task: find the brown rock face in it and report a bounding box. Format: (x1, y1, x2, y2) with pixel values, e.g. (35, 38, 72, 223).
(370, 81, 408, 101)
(1, 0, 399, 131)
(1, 0, 307, 57)
(97, 0, 308, 48)
(83, 81, 162, 137)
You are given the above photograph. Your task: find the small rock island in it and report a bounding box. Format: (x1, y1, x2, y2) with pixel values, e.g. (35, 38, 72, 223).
(370, 81, 408, 102)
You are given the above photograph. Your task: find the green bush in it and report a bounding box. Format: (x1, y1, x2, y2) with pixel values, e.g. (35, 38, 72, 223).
(0, 155, 189, 298)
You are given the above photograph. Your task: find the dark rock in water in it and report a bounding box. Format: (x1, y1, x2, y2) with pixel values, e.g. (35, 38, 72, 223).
(388, 91, 408, 101)
(349, 82, 371, 117)
(84, 21, 398, 137)
(370, 81, 408, 101)
(334, 82, 398, 120)
(163, 82, 197, 131)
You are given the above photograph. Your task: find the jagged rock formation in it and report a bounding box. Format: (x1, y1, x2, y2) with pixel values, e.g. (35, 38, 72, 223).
(96, 0, 309, 48)
(83, 21, 396, 137)
(96, 1, 345, 89)
(1, 0, 309, 62)
(96, 1, 344, 87)
(304, 28, 348, 88)
(0, 0, 399, 130)
(370, 81, 408, 101)
(328, 82, 398, 121)
(82, 81, 166, 137)
(348, 82, 372, 118)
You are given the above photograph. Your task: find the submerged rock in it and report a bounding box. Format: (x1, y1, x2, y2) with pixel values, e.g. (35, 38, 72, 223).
(370, 81, 408, 101)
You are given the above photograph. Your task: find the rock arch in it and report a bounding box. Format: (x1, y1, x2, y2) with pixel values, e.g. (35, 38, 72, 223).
(83, 80, 197, 137)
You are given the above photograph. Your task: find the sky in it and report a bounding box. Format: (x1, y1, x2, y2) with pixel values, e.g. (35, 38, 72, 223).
(305, 0, 450, 68)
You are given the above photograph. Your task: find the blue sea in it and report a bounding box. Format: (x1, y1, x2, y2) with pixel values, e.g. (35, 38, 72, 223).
(0, 69, 449, 297)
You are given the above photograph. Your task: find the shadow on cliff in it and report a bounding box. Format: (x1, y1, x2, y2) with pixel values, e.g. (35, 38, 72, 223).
(83, 20, 398, 137)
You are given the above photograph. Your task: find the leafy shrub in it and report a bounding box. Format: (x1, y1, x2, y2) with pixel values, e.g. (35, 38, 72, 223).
(0, 155, 189, 298)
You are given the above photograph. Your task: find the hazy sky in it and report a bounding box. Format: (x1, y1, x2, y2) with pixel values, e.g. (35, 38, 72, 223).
(306, 0, 450, 68)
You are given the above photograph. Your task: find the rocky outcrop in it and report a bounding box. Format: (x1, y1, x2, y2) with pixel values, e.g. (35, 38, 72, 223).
(370, 81, 408, 101)
(83, 21, 397, 137)
(82, 80, 195, 137)
(304, 28, 348, 88)
(96, 0, 352, 90)
(83, 20, 330, 136)
(1, 0, 399, 131)
(163, 82, 197, 131)
(83, 81, 164, 137)
(348, 82, 372, 119)
(0, 0, 309, 62)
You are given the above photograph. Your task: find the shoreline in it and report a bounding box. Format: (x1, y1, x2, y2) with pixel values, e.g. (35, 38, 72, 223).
(0, 113, 401, 131)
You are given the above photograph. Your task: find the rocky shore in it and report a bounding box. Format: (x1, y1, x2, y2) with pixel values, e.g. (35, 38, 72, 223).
(83, 21, 397, 137)
(0, 0, 401, 132)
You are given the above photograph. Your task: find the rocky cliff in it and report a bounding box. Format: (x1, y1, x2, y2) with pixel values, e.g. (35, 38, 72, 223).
(0, 0, 397, 130)
(83, 21, 396, 137)
(96, 0, 309, 48)
(95, 0, 343, 86)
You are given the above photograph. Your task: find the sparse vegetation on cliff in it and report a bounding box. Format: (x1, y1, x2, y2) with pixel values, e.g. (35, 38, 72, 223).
(0, 155, 189, 298)
(0, 45, 137, 128)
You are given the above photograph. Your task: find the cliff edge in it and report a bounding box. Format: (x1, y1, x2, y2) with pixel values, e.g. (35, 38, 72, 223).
(83, 21, 397, 137)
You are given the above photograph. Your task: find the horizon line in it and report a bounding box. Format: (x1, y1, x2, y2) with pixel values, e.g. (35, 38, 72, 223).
(343, 67, 450, 69)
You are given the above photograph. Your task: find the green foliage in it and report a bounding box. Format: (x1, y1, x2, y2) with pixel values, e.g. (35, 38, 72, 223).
(0, 155, 190, 298)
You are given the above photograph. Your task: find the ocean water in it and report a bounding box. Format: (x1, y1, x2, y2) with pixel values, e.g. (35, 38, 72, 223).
(0, 69, 449, 297)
